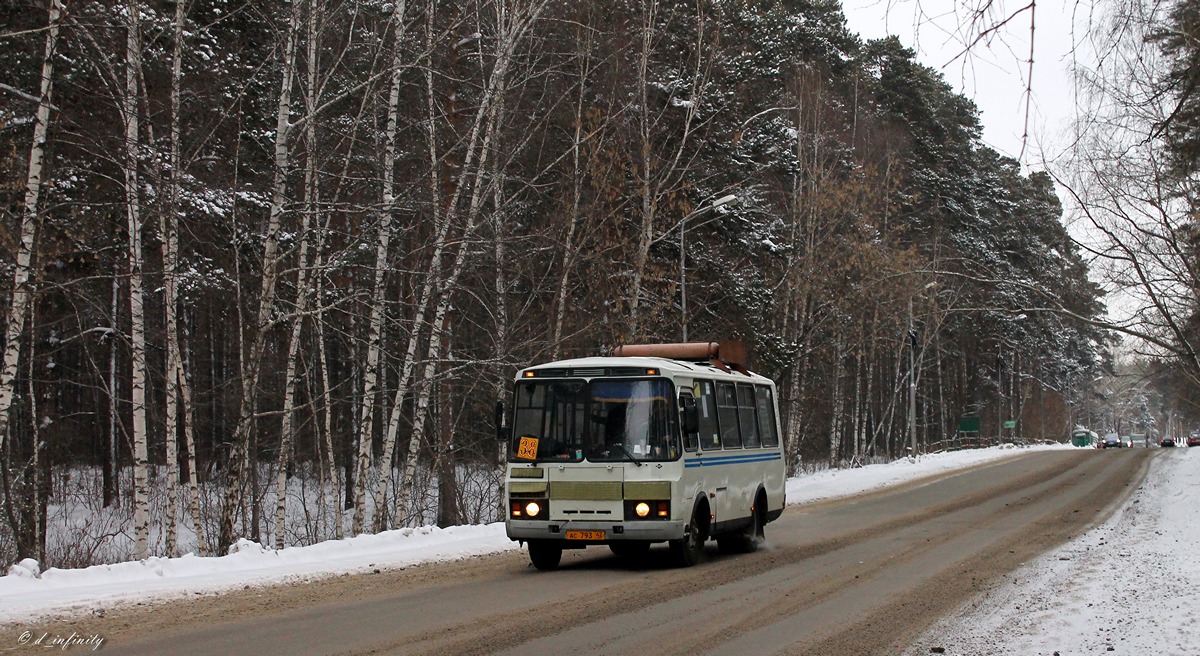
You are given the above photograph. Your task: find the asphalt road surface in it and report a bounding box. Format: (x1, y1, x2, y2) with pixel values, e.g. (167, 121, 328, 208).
(7, 448, 1154, 655)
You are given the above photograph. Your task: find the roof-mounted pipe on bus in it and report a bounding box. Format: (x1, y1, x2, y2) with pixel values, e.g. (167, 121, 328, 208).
(611, 340, 750, 375)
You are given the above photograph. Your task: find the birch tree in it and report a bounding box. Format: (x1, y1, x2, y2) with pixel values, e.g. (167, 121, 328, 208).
(219, 0, 303, 554)
(160, 0, 191, 557)
(315, 283, 342, 540)
(0, 0, 64, 458)
(390, 0, 551, 529)
(273, 0, 325, 549)
(122, 0, 151, 561)
(351, 0, 410, 537)
(366, 0, 451, 534)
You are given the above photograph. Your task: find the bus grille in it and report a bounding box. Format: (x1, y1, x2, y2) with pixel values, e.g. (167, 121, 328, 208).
(549, 481, 622, 500)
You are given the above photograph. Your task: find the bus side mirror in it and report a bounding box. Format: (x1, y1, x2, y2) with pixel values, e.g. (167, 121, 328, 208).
(494, 400, 508, 442)
(681, 395, 699, 435)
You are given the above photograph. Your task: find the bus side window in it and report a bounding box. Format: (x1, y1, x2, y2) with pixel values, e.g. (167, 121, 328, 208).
(737, 383, 760, 448)
(694, 380, 721, 450)
(716, 382, 742, 448)
(679, 391, 699, 452)
(755, 385, 780, 448)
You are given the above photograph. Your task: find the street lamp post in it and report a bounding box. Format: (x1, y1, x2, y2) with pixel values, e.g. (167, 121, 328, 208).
(908, 295, 917, 456)
(680, 194, 737, 341)
(908, 281, 937, 456)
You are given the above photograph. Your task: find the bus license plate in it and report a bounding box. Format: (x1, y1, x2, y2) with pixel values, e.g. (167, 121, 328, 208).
(565, 530, 605, 541)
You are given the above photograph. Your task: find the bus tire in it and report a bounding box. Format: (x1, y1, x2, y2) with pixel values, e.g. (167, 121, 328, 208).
(527, 540, 562, 571)
(740, 502, 763, 553)
(670, 505, 708, 567)
(609, 541, 651, 559)
(719, 496, 765, 554)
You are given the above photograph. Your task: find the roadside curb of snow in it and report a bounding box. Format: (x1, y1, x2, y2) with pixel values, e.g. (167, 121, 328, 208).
(2, 443, 1071, 625)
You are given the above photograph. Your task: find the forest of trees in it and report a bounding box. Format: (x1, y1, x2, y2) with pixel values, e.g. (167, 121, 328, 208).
(0, 0, 1124, 568)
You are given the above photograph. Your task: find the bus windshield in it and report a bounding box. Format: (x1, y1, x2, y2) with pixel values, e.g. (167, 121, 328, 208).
(510, 378, 678, 463)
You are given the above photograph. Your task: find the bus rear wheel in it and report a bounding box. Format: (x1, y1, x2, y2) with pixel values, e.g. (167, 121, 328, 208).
(718, 504, 763, 554)
(527, 540, 562, 571)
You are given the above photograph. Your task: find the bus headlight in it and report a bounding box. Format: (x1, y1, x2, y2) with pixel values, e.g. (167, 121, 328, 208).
(625, 500, 669, 520)
(511, 498, 548, 520)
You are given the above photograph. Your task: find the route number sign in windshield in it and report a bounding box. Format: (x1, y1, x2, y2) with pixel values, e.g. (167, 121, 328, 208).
(516, 436, 539, 460)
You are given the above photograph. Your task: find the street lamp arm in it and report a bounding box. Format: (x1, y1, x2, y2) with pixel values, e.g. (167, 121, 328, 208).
(736, 106, 795, 133)
(678, 193, 739, 342)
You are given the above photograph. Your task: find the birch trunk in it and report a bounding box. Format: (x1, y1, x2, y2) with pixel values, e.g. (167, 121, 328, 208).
(315, 303, 342, 539)
(219, 0, 302, 554)
(0, 0, 63, 456)
(105, 276, 119, 508)
(395, 233, 475, 528)
(311, 57, 378, 541)
(434, 319, 457, 527)
(352, 0, 409, 536)
(389, 0, 547, 528)
(269, 218, 314, 549)
(179, 333, 207, 555)
(28, 304, 45, 563)
(852, 353, 863, 463)
(160, 0, 190, 557)
(368, 6, 446, 533)
(863, 342, 877, 457)
(489, 113, 510, 521)
(272, 0, 324, 549)
(313, 214, 342, 539)
(394, 67, 509, 528)
(491, 134, 508, 387)
(828, 336, 846, 467)
(784, 358, 804, 475)
(123, 0, 151, 561)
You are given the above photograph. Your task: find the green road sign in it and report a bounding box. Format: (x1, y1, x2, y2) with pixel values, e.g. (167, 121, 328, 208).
(958, 416, 981, 432)
(1003, 420, 1017, 429)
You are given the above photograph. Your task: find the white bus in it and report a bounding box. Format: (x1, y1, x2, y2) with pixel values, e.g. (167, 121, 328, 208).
(498, 341, 786, 570)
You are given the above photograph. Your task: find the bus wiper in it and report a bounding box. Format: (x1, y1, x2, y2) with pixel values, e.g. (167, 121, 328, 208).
(615, 443, 643, 467)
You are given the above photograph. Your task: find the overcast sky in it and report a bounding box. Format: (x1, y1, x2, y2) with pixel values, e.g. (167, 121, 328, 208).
(840, 0, 1095, 170)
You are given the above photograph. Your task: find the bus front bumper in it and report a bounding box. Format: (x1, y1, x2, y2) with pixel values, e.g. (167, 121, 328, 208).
(506, 519, 686, 543)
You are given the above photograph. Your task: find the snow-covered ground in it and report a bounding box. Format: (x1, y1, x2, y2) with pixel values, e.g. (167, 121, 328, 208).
(5, 441, 1185, 648)
(906, 446, 1200, 656)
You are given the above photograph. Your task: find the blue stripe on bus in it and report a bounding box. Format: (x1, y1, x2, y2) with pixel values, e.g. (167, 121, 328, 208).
(684, 452, 783, 468)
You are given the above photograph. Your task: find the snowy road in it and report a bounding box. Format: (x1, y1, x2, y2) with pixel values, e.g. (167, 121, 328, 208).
(4, 448, 1151, 656)
(905, 446, 1200, 656)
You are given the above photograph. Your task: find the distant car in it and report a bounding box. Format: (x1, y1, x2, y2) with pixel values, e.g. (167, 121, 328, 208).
(1103, 436, 1123, 448)
(1160, 437, 1176, 447)
(1188, 435, 1200, 447)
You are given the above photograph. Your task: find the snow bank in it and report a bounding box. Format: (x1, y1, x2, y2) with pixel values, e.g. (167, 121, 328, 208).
(785, 443, 1070, 505)
(0, 524, 515, 624)
(1, 444, 1066, 624)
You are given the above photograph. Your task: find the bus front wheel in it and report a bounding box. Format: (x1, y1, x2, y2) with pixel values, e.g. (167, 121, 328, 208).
(527, 540, 562, 571)
(670, 506, 708, 567)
